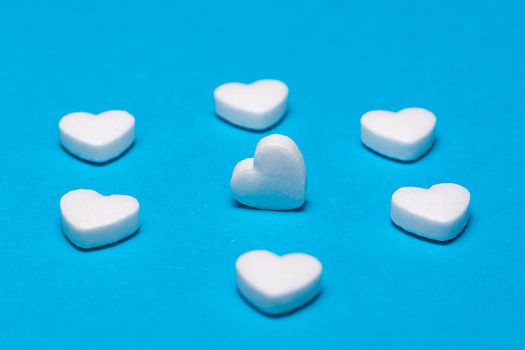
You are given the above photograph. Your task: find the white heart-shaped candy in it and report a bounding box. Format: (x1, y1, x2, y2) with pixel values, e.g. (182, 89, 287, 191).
(59, 110, 135, 163)
(214, 79, 288, 130)
(391, 183, 470, 241)
(230, 134, 306, 210)
(236, 250, 322, 315)
(361, 107, 436, 161)
(60, 189, 140, 249)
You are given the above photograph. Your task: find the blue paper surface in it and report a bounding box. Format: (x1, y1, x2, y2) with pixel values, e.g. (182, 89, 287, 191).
(0, 0, 524, 348)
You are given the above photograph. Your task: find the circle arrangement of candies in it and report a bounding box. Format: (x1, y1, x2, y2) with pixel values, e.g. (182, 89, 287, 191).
(58, 79, 470, 316)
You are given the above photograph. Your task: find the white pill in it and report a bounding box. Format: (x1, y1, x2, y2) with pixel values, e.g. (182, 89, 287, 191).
(236, 250, 322, 315)
(361, 107, 436, 161)
(60, 189, 140, 249)
(230, 134, 306, 210)
(391, 183, 470, 241)
(59, 110, 135, 163)
(214, 79, 288, 130)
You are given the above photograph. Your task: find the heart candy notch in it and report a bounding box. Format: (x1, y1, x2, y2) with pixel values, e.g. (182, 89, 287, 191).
(60, 189, 140, 249)
(236, 250, 322, 315)
(59, 110, 135, 163)
(361, 107, 436, 161)
(214, 79, 288, 130)
(230, 134, 306, 210)
(391, 183, 470, 241)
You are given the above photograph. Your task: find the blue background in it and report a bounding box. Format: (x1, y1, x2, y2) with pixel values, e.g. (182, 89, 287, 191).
(0, 0, 524, 348)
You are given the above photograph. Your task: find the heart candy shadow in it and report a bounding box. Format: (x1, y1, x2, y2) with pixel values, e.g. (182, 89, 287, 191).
(214, 109, 291, 133)
(390, 214, 472, 245)
(58, 219, 141, 252)
(236, 287, 323, 318)
(59, 141, 136, 166)
(361, 138, 438, 164)
(231, 198, 308, 212)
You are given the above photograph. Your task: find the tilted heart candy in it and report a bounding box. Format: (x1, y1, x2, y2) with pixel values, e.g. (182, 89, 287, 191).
(60, 189, 140, 249)
(236, 250, 322, 315)
(230, 134, 306, 210)
(214, 79, 288, 130)
(59, 110, 135, 163)
(391, 183, 470, 241)
(361, 107, 436, 161)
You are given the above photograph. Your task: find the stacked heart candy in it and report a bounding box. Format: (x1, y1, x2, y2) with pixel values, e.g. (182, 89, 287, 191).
(57, 79, 471, 316)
